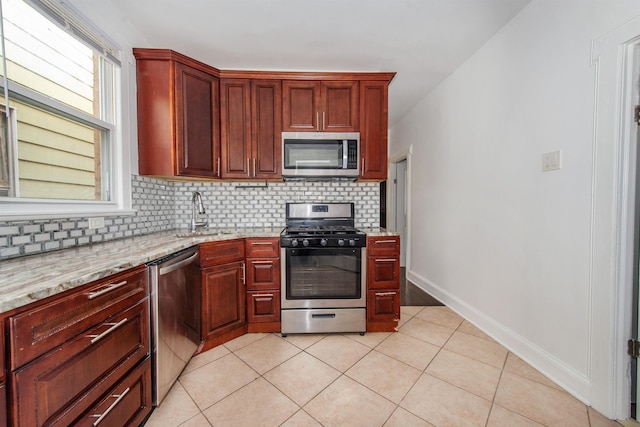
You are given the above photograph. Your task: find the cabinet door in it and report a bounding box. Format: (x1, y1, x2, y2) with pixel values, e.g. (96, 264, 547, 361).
(359, 81, 389, 180)
(175, 62, 220, 177)
(247, 291, 280, 323)
(282, 81, 321, 131)
(251, 80, 282, 178)
(367, 257, 400, 290)
(221, 79, 252, 178)
(367, 290, 400, 322)
(202, 261, 246, 338)
(321, 81, 358, 132)
(246, 258, 280, 290)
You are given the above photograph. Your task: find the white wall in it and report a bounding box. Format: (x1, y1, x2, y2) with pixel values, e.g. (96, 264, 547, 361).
(390, 0, 640, 418)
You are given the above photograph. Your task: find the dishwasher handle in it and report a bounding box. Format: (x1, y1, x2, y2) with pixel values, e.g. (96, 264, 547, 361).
(158, 251, 199, 276)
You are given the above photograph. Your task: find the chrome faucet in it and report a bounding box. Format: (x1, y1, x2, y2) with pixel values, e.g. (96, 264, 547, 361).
(190, 191, 208, 232)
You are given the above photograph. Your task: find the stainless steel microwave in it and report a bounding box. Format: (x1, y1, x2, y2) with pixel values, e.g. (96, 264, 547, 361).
(282, 132, 360, 178)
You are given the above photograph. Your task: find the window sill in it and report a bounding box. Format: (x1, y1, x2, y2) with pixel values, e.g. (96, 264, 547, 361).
(0, 198, 136, 221)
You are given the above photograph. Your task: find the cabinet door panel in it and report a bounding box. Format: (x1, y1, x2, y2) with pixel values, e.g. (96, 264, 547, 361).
(75, 358, 152, 427)
(247, 259, 280, 290)
(12, 300, 149, 427)
(202, 261, 246, 338)
(367, 257, 400, 290)
(221, 79, 252, 178)
(175, 63, 220, 177)
(321, 81, 358, 132)
(359, 81, 389, 180)
(367, 290, 400, 322)
(247, 291, 280, 323)
(251, 80, 282, 178)
(282, 81, 320, 131)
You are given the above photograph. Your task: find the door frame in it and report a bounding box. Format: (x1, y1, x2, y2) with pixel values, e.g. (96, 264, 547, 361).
(389, 146, 413, 273)
(592, 15, 640, 419)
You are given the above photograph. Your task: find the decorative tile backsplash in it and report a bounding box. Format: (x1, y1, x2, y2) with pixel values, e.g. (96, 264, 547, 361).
(0, 175, 380, 260)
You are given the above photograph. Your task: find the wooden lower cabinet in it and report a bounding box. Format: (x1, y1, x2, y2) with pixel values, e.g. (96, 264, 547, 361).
(11, 300, 150, 426)
(366, 236, 401, 332)
(201, 261, 246, 339)
(75, 357, 151, 427)
(247, 290, 280, 323)
(245, 238, 280, 333)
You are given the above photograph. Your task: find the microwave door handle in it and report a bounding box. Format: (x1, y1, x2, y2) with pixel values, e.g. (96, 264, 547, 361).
(343, 140, 348, 169)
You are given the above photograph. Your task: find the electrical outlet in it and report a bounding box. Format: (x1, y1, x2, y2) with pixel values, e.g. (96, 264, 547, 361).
(88, 217, 105, 229)
(542, 150, 561, 172)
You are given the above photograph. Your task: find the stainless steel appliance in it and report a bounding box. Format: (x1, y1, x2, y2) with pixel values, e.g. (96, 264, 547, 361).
(280, 202, 366, 334)
(148, 246, 201, 405)
(282, 132, 360, 178)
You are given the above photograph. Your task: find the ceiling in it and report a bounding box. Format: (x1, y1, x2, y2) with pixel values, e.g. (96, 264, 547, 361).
(100, 0, 531, 126)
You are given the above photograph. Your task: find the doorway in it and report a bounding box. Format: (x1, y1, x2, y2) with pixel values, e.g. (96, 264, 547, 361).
(394, 159, 407, 267)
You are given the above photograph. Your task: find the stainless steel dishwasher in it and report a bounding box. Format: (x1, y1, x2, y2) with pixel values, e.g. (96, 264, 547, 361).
(148, 246, 201, 406)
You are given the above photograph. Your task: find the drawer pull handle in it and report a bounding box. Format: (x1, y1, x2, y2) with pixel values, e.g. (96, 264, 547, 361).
(376, 259, 397, 262)
(252, 293, 274, 298)
(87, 280, 128, 300)
(376, 292, 397, 296)
(251, 242, 273, 246)
(374, 240, 397, 244)
(91, 387, 131, 426)
(87, 318, 128, 344)
(252, 261, 274, 265)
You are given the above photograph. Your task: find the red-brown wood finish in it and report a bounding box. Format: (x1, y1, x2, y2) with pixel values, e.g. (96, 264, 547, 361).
(74, 357, 152, 427)
(321, 81, 359, 132)
(201, 261, 246, 339)
(251, 80, 282, 178)
(0, 382, 6, 427)
(245, 238, 281, 331)
(366, 236, 400, 331)
(11, 299, 149, 426)
(359, 81, 389, 180)
(220, 79, 252, 178)
(9, 265, 147, 370)
(134, 48, 221, 179)
(282, 80, 358, 132)
(199, 239, 245, 267)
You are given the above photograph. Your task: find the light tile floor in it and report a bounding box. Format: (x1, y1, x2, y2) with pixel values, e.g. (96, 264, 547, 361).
(145, 306, 623, 427)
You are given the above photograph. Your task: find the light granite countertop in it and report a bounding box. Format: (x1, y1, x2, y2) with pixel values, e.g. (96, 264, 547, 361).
(0, 226, 398, 314)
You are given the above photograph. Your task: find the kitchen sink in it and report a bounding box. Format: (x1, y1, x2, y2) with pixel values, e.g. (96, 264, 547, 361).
(176, 229, 235, 238)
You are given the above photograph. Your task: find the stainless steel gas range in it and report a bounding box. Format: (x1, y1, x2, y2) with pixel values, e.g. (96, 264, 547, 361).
(280, 202, 366, 335)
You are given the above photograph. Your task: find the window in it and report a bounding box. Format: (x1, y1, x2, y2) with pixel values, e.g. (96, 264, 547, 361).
(0, 0, 125, 216)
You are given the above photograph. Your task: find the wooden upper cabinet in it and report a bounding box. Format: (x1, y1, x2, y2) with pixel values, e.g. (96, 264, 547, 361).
(220, 79, 252, 178)
(221, 79, 282, 179)
(359, 80, 389, 180)
(134, 49, 221, 179)
(282, 80, 358, 132)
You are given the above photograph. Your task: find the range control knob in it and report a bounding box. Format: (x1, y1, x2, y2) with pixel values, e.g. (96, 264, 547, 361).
(291, 239, 299, 247)
(338, 239, 345, 247)
(302, 239, 310, 247)
(320, 238, 328, 247)
(349, 239, 356, 247)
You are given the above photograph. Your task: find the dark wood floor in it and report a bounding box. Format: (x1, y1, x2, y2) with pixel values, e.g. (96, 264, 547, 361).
(400, 268, 443, 306)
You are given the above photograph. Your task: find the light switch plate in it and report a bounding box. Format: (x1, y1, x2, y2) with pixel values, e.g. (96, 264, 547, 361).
(542, 150, 561, 172)
(88, 217, 105, 229)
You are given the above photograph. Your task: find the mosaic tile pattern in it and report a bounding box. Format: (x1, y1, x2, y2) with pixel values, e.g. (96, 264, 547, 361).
(0, 176, 381, 260)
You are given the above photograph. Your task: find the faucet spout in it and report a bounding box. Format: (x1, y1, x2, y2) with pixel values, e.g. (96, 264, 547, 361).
(190, 191, 208, 232)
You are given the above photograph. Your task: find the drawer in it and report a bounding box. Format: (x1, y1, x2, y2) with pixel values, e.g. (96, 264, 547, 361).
(367, 257, 400, 290)
(367, 289, 400, 322)
(12, 299, 150, 427)
(199, 239, 245, 267)
(246, 258, 280, 290)
(75, 357, 152, 427)
(366, 236, 400, 256)
(245, 238, 279, 258)
(247, 290, 280, 323)
(9, 265, 147, 370)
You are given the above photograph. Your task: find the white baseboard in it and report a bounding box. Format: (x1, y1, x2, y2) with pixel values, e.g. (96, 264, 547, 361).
(406, 269, 592, 405)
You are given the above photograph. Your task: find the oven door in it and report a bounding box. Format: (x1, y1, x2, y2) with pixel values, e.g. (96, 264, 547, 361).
(281, 247, 366, 309)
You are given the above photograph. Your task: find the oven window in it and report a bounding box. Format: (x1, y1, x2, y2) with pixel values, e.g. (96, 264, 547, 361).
(285, 248, 361, 299)
(283, 141, 343, 169)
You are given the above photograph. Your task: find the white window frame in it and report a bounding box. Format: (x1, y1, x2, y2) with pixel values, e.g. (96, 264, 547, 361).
(0, 0, 133, 220)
